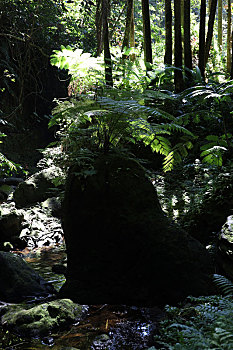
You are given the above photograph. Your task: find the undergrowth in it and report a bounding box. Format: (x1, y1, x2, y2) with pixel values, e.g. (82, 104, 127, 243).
(148, 275, 233, 350)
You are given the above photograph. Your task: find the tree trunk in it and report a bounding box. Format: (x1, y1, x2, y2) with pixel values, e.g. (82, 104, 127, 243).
(204, 0, 217, 67)
(122, 0, 134, 51)
(218, 0, 223, 51)
(174, 0, 184, 92)
(184, 0, 192, 71)
(141, 0, 153, 69)
(227, 0, 232, 74)
(102, 0, 113, 86)
(199, 0, 206, 77)
(231, 29, 233, 78)
(129, 0, 135, 61)
(164, 0, 172, 65)
(96, 0, 103, 56)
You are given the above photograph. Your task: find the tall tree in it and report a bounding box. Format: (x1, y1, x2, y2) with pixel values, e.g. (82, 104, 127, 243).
(204, 0, 217, 67)
(102, 0, 113, 86)
(122, 0, 135, 56)
(174, 0, 184, 91)
(231, 28, 233, 78)
(184, 0, 192, 71)
(198, 0, 206, 76)
(141, 0, 153, 68)
(96, 0, 103, 56)
(164, 0, 172, 65)
(218, 0, 223, 50)
(129, 0, 135, 61)
(227, 0, 232, 74)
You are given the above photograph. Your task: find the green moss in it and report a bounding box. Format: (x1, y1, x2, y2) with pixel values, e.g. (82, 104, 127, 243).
(1, 299, 83, 337)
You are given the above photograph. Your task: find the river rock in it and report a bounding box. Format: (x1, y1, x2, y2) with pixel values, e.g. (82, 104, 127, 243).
(218, 215, 233, 278)
(0, 251, 55, 302)
(1, 299, 83, 337)
(59, 154, 213, 306)
(0, 205, 25, 249)
(13, 166, 63, 208)
(0, 210, 23, 239)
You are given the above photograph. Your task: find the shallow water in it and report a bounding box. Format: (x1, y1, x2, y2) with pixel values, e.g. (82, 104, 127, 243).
(0, 245, 162, 350)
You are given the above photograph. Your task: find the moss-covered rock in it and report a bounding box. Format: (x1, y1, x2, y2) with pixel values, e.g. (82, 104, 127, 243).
(0, 251, 55, 302)
(14, 166, 63, 208)
(60, 154, 213, 306)
(1, 299, 83, 337)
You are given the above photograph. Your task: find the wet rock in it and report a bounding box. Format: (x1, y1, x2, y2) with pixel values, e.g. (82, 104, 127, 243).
(0, 212, 23, 238)
(14, 166, 63, 208)
(19, 204, 63, 249)
(59, 154, 213, 306)
(218, 216, 233, 278)
(0, 204, 24, 249)
(0, 177, 24, 186)
(41, 197, 62, 218)
(1, 299, 83, 337)
(0, 184, 12, 201)
(0, 251, 55, 302)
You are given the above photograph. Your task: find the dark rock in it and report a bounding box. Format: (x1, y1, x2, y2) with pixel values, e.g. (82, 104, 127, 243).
(0, 178, 24, 185)
(0, 251, 55, 302)
(59, 154, 213, 306)
(0, 210, 24, 240)
(1, 299, 83, 337)
(13, 167, 63, 208)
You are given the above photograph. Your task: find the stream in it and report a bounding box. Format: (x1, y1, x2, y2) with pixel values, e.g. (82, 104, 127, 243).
(0, 245, 163, 350)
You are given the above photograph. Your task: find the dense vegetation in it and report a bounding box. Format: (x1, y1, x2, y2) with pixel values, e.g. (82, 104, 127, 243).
(2, 0, 233, 348)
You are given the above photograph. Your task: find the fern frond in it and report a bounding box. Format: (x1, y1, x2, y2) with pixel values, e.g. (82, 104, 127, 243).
(97, 97, 176, 121)
(213, 274, 233, 296)
(153, 123, 194, 137)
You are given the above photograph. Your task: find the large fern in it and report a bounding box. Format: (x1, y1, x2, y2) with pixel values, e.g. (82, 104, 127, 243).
(153, 294, 233, 350)
(50, 92, 195, 172)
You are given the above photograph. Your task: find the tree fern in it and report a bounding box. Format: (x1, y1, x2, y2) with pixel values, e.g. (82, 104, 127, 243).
(50, 93, 196, 172)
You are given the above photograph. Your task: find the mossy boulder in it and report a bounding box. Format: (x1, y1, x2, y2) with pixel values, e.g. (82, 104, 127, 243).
(0, 251, 55, 302)
(14, 167, 63, 208)
(59, 154, 213, 306)
(1, 299, 83, 337)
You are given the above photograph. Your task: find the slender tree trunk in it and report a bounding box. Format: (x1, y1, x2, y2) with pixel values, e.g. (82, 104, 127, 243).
(208, 0, 212, 14)
(141, 0, 153, 68)
(174, 0, 184, 91)
(218, 0, 223, 51)
(181, 0, 185, 51)
(199, 0, 206, 77)
(122, 0, 134, 56)
(96, 0, 103, 56)
(129, 0, 135, 61)
(204, 0, 217, 67)
(184, 0, 192, 71)
(164, 0, 172, 65)
(231, 29, 233, 78)
(227, 0, 232, 74)
(102, 0, 113, 86)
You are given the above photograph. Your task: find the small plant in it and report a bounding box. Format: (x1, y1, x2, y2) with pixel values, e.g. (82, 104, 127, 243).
(0, 133, 25, 177)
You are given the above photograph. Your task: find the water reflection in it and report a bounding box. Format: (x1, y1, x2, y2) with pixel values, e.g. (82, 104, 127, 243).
(0, 245, 161, 349)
